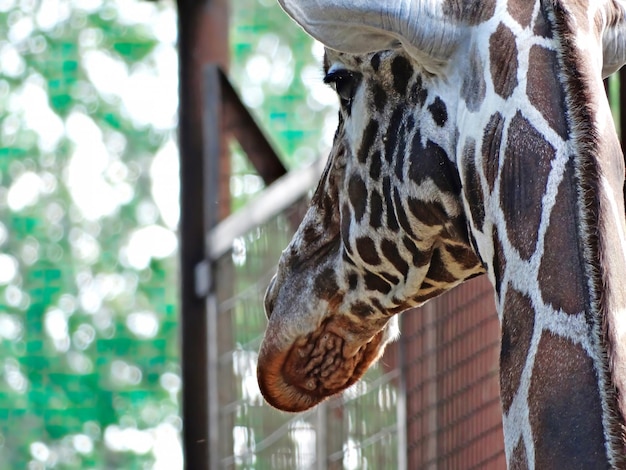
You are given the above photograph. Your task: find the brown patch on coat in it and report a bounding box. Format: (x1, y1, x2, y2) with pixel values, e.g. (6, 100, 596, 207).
(492, 226, 506, 299)
(355, 237, 381, 266)
(314, 267, 341, 302)
(423, 248, 458, 284)
(500, 112, 555, 260)
(529, 334, 608, 466)
(380, 238, 409, 277)
(461, 139, 485, 230)
(527, 45, 569, 139)
(489, 23, 519, 99)
(507, 0, 535, 28)
(500, 286, 535, 414)
(538, 157, 587, 315)
(348, 174, 368, 223)
(533, 6, 553, 38)
(482, 112, 504, 193)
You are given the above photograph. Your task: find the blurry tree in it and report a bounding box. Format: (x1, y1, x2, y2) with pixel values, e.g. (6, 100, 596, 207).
(229, 0, 337, 211)
(0, 0, 338, 467)
(0, 0, 180, 468)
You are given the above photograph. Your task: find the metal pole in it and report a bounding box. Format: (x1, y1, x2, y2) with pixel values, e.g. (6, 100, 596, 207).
(201, 64, 223, 470)
(179, 9, 210, 469)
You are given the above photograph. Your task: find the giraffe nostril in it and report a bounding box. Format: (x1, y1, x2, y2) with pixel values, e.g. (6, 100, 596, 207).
(264, 276, 277, 319)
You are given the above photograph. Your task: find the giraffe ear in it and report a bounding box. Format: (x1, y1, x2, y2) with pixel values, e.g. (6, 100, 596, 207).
(278, 0, 459, 70)
(603, 22, 626, 77)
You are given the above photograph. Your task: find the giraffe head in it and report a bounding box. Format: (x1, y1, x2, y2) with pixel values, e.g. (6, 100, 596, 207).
(257, 1, 490, 412)
(257, 0, 626, 424)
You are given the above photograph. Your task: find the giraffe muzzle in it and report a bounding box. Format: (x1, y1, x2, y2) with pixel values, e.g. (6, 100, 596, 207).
(257, 317, 388, 412)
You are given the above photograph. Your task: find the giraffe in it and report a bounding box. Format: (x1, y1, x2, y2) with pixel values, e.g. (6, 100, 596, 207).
(256, 0, 626, 468)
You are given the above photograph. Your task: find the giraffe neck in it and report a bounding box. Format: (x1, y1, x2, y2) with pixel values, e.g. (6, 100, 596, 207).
(480, 1, 626, 467)
(556, 1, 626, 464)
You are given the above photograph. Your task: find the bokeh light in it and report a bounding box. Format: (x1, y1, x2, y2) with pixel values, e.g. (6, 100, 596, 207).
(0, 0, 180, 467)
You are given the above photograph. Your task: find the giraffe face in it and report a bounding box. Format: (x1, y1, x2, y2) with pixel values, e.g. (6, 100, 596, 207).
(258, 49, 484, 412)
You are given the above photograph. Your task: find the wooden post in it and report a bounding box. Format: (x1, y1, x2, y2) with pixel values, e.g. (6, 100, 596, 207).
(178, 1, 229, 469)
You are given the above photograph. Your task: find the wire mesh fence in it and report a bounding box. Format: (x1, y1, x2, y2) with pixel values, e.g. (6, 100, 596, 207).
(210, 166, 507, 469)
(212, 193, 404, 469)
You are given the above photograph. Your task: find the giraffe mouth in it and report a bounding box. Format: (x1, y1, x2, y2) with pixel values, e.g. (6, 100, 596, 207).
(257, 318, 388, 412)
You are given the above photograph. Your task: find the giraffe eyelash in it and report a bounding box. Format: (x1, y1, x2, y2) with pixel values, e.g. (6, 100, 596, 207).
(323, 68, 353, 84)
(324, 69, 360, 103)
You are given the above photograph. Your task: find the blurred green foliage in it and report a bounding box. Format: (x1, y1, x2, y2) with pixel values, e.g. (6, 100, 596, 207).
(229, 0, 338, 211)
(0, 0, 179, 468)
(0, 0, 343, 467)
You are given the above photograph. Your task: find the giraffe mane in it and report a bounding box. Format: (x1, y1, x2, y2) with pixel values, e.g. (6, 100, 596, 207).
(548, 0, 626, 464)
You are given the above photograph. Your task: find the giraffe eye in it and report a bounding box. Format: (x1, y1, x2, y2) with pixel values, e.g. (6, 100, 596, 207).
(324, 70, 360, 104)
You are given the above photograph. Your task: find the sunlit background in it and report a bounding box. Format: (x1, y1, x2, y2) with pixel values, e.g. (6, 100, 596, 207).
(1, 0, 179, 467)
(0, 0, 338, 468)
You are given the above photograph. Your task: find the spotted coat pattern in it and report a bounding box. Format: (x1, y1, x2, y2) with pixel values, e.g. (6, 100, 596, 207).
(258, 1, 626, 468)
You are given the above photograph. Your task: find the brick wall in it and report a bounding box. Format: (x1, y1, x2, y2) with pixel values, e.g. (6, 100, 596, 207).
(389, 275, 506, 469)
